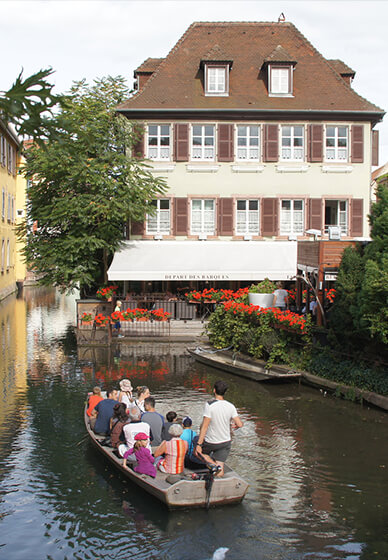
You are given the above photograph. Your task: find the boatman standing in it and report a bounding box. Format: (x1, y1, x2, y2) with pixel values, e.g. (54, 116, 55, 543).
(195, 380, 243, 477)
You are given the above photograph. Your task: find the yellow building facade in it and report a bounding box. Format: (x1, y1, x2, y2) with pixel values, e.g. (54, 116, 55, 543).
(0, 120, 27, 301)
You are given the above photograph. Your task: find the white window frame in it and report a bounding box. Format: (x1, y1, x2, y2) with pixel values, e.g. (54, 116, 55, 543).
(191, 124, 215, 161)
(146, 198, 170, 235)
(146, 124, 171, 160)
(280, 125, 304, 161)
(236, 125, 260, 161)
(1, 239, 4, 272)
(6, 239, 10, 269)
(325, 126, 349, 162)
(190, 199, 215, 235)
(236, 199, 260, 234)
(324, 199, 348, 235)
(205, 65, 229, 96)
(280, 199, 304, 235)
(0, 136, 5, 167)
(268, 65, 292, 96)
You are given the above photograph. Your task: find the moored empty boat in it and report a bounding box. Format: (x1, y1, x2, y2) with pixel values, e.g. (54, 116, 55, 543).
(187, 346, 301, 382)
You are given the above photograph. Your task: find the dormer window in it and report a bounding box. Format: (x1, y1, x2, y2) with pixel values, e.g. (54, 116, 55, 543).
(264, 45, 297, 97)
(205, 64, 229, 96)
(268, 65, 292, 96)
(201, 45, 233, 97)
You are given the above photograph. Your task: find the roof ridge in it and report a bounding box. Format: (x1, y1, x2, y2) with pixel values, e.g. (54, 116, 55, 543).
(288, 22, 384, 113)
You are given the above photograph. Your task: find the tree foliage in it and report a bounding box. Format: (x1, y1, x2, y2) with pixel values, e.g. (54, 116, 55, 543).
(330, 183, 388, 349)
(17, 76, 167, 294)
(0, 68, 62, 142)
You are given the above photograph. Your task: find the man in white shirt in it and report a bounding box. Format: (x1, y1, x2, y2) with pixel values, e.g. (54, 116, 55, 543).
(195, 380, 243, 477)
(118, 407, 151, 458)
(272, 282, 288, 311)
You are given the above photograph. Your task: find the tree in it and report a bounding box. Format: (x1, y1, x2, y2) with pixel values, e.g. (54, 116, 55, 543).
(358, 183, 388, 345)
(17, 76, 167, 295)
(0, 68, 62, 142)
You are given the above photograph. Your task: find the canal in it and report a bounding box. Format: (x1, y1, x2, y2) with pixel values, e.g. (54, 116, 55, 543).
(0, 287, 387, 560)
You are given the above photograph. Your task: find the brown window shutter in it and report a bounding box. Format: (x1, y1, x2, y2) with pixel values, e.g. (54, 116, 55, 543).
(218, 124, 234, 162)
(351, 125, 364, 163)
(263, 124, 278, 162)
(261, 198, 278, 236)
(173, 197, 188, 236)
(218, 198, 234, 235)
(131, 219, 145, 236)
(307, 125, 323, 162)
(372, 130, 379, 166)
(350, 198, 363, 237)
(308, 199, 323, 231)
(132, 124, 145, 158)
(174, 124, 189, 162)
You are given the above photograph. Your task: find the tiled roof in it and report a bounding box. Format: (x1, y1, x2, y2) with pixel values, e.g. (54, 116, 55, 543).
(118, 21, 384, 116)
(264, 44, 296, 64)
(327, 59, 355, 77)
(372, 162, 388, 180)
(134, 57, 164, 75)
(201, 44, 233, 63)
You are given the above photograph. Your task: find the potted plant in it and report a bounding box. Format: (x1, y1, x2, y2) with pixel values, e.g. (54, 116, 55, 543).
(96, 285, 118, 301)
(80, 311, 93, 326)
(248, 278, 276, 308)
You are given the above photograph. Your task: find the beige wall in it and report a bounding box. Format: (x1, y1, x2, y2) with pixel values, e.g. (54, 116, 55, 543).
(147, 120, 372, 238)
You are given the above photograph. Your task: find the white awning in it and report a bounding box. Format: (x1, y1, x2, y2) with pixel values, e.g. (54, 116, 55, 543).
(108, 240, 297, 282)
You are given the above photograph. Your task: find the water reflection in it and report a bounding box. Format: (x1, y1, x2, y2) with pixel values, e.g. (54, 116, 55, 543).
(0, 288, 387, 559)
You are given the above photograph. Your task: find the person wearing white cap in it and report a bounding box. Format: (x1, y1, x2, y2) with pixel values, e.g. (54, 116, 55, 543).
(118, 378, 133, 411)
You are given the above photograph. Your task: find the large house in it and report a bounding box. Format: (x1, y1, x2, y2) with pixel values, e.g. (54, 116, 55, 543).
(0, 121, 27, 301)
(108, 20, 384, 294)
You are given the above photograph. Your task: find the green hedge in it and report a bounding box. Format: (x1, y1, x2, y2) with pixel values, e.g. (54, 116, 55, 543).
(308, 349, 388, 396)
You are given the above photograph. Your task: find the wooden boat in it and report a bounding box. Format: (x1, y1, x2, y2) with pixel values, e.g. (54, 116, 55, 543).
(84, 404, 248, 509)
(187, 345, 301, 382)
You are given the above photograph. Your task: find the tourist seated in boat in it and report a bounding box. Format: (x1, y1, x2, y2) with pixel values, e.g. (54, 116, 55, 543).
(141, 397, 164, 447)
(134, 386, 150, 414)
(180, 416, 196, 456)
(87, 386, 103, 428)
(91, 388, 119, 435)
(118, 407, 151, 459)
(154, 424, 188, 474)
(122, 432, 156, 478)
(110, 403, 130, 449)
(118, 379, 133, 411)
(161, 411, 177, 441)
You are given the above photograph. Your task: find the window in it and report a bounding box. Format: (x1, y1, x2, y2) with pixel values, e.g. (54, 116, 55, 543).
(1, 189, 5, 221)
(325, 126, 348, 161)
(325, 200, 347, 234)
(269, 66, 291, 95)
(1, 239, 4, 272)
(280, 199, 304, 235)
(236, 126, 260, 160)
(6, 239, 10, 269)
(146, 199, 170, 234)
(191, 125, 215, 160)
(147, 125, 170, 160)
(191, 199, 215, 234)
(205, 65, 228, 95)
(236, 200, 260, 234)
(281, 126, 304, 160)
(0, 136, 5, 167)
(7, 194, 11, 222)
